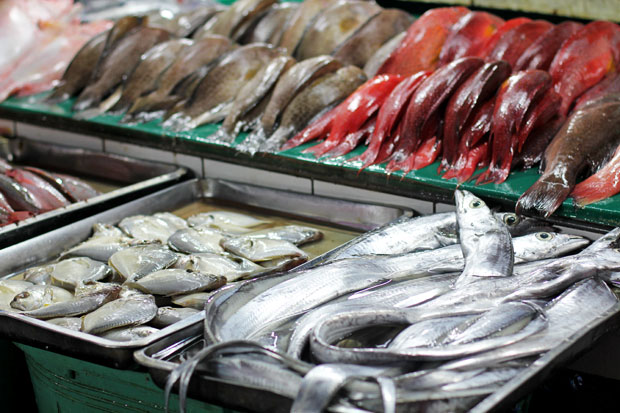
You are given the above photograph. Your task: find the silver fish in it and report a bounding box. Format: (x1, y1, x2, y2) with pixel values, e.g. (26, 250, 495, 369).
(454, 190, 513, 288)
(23, 284, 121, 320)
(174, 252, 265, 282)
(126, 269, 226, 296)
(99, 325, 159, 341)
(168, 227, 226, 254)
(244, 225, 323, 246)
(10, 285, 73, 311)
(0, 280, 33, 310)
(49, 257, 112, 291)
(92, 223, 125, 237)
(171, 291, 215, 310)
(221, 237, 307, 262)
(151, 306, 200, 328)
(119, 212, 188, 243)
(388, 316, 472, 350)
(81, 295, 158, 334)
(60, 234, 134, 262)
(108, 245, 178, 282)
(47, 317, 82, 331)
(187, 211, 269, 231)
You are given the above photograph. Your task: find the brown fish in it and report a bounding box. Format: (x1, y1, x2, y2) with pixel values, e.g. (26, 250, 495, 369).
(195, 0, 277, 39)
(192, 11, 226, 40)
(162, 44, 283, 131)
(294, 1, 381, 60)
(517, 94, 620, 217)
(241, 3, 299, 45)
(333, 9, 413, 68)
(246, 66, 368, 154)
(217, 55, 296, 143)
(123, 35, 234, 123)
(147, 6, 224, 37)
(278, 0, 334, 54)
(363, 31, 406, 77)
(109, 39, 192, 114)
(74, 27, 171, 112)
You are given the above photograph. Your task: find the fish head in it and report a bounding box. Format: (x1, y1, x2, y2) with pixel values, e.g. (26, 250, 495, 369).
(10, 291, 35, 311)
(515, 232, 590, 262)
(583, 227, 620, 254)
(494, 212, 556, 236)
(455, 189, 494, 229)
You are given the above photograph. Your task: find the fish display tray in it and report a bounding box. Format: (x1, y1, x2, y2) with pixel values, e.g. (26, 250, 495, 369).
(134, 301, 620, 413)
(0, 136, 189, 248)
(0, 178, 411, 368)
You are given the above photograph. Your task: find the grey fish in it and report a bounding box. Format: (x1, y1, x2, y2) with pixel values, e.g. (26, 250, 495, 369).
(10, 285, 73, 311)
(215, 55, 296, 143)
(74, 27, 171, 112)
(454, 190, 513, 288)
(294, 1, 381, 60)
(99, 325, 159, 341)
(108, 245, 178, 282)
(197, 0, 277, 39)
(0, 174, 42, 213)
(49, 257, 112, 291)
(244, 225, 323, 246)
(151, 306, 200, 328)
(332, 9, 413, 68)
(124, 35, 234, 123)
(242, 3, 299, 45)
(47, 317, 82, 331)
(168, 227, 226, 254)
(163, 44, 284, 131)
(119, 212, 188, 243)
(277, 0, 333, 54)
(81, 294, 158, 334)
(109, 38, 192, 114)
(187, 211, 270, 232)
(221, 237, 307, 262)
(126, 269, 226, 296)
(23, 284, 121, 320)
(255, 65, 367, 154)
(174, 252, 265, 282)
(363, 32, 405, 77)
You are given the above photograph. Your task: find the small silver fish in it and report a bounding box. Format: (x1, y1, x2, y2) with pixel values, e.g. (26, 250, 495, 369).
(151, 306, 200, 328)
(244, 225, 323, 246)
(221, 237, 307, 262)
(61, 233, 133, 262)
(0, 280, 33, 310)
(187, 211, 270, 233)
(10, 285, 73, 311)
(126, 269, 226, 296)
(109, 245, 178, 282)
(81, 295, 158, 334)
(171, 291, 216, 310)
(23, 284, 121, 320)
(49, 257, 112, 291)
(168, 227, 225, 254)
(99, 325, 160, 341)
(119, 212, 188, 243)
(174, 252, 265, 282)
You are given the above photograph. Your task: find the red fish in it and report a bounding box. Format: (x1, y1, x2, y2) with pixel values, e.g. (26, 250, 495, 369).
(485, 20, 553, 68)
(478, 70, 552, 184)
(443, 140, 489, 183)
(573, 72, 620, 111)
(281, 108, 337, 151)
(550, 20, 620, 116)
(354, 71, 430, 168)
(5, 168, 70, 212)
(478, 17, 531, 57)
(387, 110, 442, 174)
(439, 11, 504, 66)
(441, 60, 510, 169)
(387, 57, 484, 170)
(412, 135, 442, 171)
(514, 21, 583, 71)
(304, 74, 403, 157)
(377, 7, 470, 76)
(324, 114, 376, 158)
(571, 142, 620, 206)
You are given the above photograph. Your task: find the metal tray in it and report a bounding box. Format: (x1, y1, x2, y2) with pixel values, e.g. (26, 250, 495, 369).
(0, 136, 189, 248)
(0, 178, 411, 368)
(134, 299, 620, 413)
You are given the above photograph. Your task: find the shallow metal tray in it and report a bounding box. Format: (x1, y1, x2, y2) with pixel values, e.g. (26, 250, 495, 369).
(0, 136, 188, 247)
(134, 299, 620, 413)
(0, 178, 411, 368)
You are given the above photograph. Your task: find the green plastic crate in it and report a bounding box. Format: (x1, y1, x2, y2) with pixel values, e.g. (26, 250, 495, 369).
(15, 343, 236, 413)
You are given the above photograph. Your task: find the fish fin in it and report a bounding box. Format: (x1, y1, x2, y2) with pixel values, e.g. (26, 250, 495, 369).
(516, 174, 571, 217)
(571, 174, 616, 207)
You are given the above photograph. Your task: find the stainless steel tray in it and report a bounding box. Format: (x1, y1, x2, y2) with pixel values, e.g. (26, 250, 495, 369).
(134, 301, 620, 413)
(0, 137, 189, 247)
(0, 178, 411, 368)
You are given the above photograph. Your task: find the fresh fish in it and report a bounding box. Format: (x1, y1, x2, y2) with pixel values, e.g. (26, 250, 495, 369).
(517, 94, 620, 217)
(151, 306, 200, 328)
(163, 44, 283, 131)
(187, 211, 269, 231)
(294, 1, 381, 61)
(197, 0, 276, 39)
(453, 190, 513, 288)
(253, 66, 367, 154)
(108, 245, 178, 282)
(168, 227, 226, 254)
(99, 325, 160, 341)
(23, 284, 121, 320)
(241, 3, 298, 45)
(0, 174, 43, 213)
(47, 317, 82, 331)
(60, 233, 133, 262)
(10, 285, 73, 311)
(484, 20, 553, 67)
(81, 295, 158, 334)
(126, 269, 226, 296)
(571, 141, 620, 206)
(124, 35, 234, 123)
(119, 212, 188, 243)
(278, 0, 333, 54)
(92, 223, 124, 237)
(221, 237, 307, 262)
(73, 27, 171, 112)
(244, 225, 323, 246)
(109, 38, 192, 114)
(171, 291, 215, 310)
(148, 6, 223, 38)
(174, 253, 265, 282)
(514, 21, 584, 71)
(388, 316, 472, 349)
(5, 168, 70, 212)
(0, 279, 32, 310)
(49, 257, 112, 291)
(363, 32, 405, 78)
(23, 167, 100, 203)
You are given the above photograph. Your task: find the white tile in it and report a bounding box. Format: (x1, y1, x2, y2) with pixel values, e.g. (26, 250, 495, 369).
(0, 118, 15, 137)
(173, 152, 203, 177)
(203, 158, 312, 194)
(104, 140, 175, 164)
(434, 202, 456, 213)
(313, 180, 434, 214)
(15, 122, 103, 151)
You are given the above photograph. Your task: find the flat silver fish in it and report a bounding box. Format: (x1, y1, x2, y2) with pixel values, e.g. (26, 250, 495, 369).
(168, 227, 226, 254)
(244, 225, 323, 246)
(119, 212, 188, 243)
(49, 257, 112, 291)
(126, 269, 226, 296)
(188, 211, 270, 230)
(23, 284, 121, 320)
(0, 280, 33, 310)
(10, 285, 73, 311)
(221, 237, 307, 262)
(171, 291, 216, 310)
(151, 306, 200, 328)
(81, 295, 158, 334)
(109, 245, 178, 283)
(174, 253, 265, 282)
(99, 325, 159, 341)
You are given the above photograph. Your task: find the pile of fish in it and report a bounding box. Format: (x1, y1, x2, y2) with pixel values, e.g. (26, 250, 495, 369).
(0, 158, 100, 226)
(0, 210, 323, 341)
(164, 190, 620, 412)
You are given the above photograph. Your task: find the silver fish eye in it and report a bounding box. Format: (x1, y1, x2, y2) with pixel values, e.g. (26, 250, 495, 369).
(536, 232, 554, 241)
(470, 200, 484, 208)
(503, 214, 519, 226)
